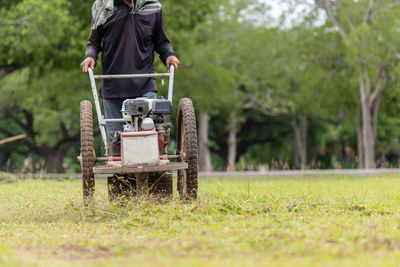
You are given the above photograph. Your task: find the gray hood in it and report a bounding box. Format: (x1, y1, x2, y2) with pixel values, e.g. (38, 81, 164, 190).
(91, 0, 160, 30)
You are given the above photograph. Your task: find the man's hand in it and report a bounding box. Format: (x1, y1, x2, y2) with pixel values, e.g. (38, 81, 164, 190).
(166, 56, 180, 73)
(80, 57, 95, 73)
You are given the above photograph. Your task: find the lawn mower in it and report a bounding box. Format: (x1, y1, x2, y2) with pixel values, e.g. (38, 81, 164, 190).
(78, 65, 198, 202)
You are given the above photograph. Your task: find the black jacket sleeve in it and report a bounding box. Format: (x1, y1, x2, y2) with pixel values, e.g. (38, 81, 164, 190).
(154, 10, 178, 65)
(85, 25, 103, 64)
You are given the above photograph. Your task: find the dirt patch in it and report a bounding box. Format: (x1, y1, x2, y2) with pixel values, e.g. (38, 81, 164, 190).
(15, 244, 116, 261)
(348, 205, 366, 211)
(53, 244, 115, 260)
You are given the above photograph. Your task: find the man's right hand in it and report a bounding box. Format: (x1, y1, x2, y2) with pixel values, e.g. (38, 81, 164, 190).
(80, 57, 95, 73)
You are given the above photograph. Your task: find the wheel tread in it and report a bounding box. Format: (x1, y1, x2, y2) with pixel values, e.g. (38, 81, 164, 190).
(176, 98, 198, 200)
(80, 100, 96, 202)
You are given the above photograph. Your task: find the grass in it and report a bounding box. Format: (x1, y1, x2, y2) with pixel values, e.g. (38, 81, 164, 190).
(0, 172, 16, 184)
(1, 174, 400, 266)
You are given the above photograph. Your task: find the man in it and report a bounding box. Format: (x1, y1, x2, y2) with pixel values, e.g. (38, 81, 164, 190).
(80, 0, 180, 155)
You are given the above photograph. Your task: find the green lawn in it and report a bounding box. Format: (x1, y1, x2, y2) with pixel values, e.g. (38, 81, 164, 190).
(1, 175, 400, 266)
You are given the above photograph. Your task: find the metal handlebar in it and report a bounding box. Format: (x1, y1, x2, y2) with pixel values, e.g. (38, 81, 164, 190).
(87, 65, 176, 156)
(168, 65, 175, 102)
(88, 65, 175, 101)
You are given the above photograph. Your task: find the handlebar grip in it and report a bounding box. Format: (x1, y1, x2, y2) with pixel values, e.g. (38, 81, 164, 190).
(169, 64, 175, 73)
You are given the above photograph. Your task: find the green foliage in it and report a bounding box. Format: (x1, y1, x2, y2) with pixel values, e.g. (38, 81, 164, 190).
(1, 69, 89, 146)
(1, 0, 400, 171)
(342, 1, 400, 83)
(175, 20, 241, 113)
(0, 0, 216, 171)
(0, 0, 94, 171)
(0, 0, 85, 68)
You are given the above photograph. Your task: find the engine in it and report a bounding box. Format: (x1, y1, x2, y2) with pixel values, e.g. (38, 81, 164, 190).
(121, 97, 172, 132)
(118, 98, 172, 160)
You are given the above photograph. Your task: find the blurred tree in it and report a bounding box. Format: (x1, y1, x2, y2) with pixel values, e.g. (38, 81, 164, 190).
(0, 0, 218, 171)
(0, 0, 90, 171)
(175, 24, 239, 171)
(175, 0, 273, 171)
(313, 0, 400, 168)
(0, 69, 89, 171)
(209, 0, 271, 171)
(2, 0, 400, 172)
(237, 23, 341, 169)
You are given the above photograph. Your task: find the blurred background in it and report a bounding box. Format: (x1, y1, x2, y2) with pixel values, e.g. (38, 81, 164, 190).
(1, 0, 400, 173)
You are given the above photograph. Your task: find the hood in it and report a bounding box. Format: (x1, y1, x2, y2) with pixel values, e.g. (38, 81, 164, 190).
(135, 0, 158, 10)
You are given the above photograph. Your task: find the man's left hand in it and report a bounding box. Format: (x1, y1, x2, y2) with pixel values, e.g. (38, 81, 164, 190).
(166, 56, 180, 73)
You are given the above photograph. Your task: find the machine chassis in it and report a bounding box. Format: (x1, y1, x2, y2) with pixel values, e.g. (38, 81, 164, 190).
(79, 66, 198, 202)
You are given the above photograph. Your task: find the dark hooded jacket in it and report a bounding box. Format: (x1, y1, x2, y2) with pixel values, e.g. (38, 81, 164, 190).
(85, 0, 178, 98)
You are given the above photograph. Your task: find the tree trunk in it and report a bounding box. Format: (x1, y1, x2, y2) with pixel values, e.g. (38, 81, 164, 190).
(0, 151, 10, 170)
(226, 111, 238, 171)
(198, 113, 212, 172)
(356, 106, 364, 169)
(358, 64, 386, 168)
(315, 2, 389, 169)
(359, 69, 375, 168)
(37, 145, 70, 172)
(293, 114, 308, 170)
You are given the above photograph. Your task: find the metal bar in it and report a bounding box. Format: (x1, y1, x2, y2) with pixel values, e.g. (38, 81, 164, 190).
(88, 68, 109, 155)
(96, 155, 181, 163)
(134, 117, 139, 132)
(0, 134, 26, 145)
(166, 155, 181, 160)
(103, 119, 126, 123)
(94, 73, 170, 79)
(168, 65, 175, 102)
(96, 157, 108, 162)
(93, 162, 188, 174)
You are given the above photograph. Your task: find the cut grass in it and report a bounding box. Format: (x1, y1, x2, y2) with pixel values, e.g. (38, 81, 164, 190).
(1, 174, 400, 266)
(0, 172, 17, 184)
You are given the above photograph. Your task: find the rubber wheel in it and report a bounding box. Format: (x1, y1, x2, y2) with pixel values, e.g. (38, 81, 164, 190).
(80, 100, 96, 203)
(176, 98, 199, 200)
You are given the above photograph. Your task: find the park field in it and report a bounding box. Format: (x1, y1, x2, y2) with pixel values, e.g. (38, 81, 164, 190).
(1, 175, 400, 266)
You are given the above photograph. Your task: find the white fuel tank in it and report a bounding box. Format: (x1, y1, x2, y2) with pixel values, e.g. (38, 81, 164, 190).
(121, 131, 159, 166)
